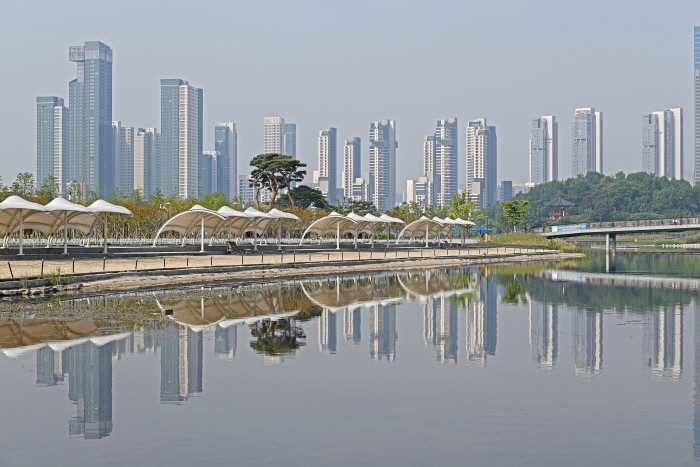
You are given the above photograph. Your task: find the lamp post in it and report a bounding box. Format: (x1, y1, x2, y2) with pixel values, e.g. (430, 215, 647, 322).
(680, 196, 685, 224)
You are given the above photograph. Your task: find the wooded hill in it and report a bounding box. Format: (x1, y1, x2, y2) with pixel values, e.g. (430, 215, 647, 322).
(487, 171, 697, 228)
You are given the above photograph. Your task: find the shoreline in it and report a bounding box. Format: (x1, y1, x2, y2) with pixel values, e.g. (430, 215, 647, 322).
(0, 250, 583, 297)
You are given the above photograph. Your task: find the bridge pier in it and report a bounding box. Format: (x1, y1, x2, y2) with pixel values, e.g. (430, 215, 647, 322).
(605, 233, 617, 256)
(605, 233, 617, 272)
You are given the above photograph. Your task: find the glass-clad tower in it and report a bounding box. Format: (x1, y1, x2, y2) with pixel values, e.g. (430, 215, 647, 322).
(160, 79, 203, 198)
(694, 26, 700, 183)
(67, 41, 113, 197)
(36, 97, 68, 190)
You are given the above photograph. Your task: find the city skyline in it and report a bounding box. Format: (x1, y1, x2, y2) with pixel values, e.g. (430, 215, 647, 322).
(5, 1, 698, 195)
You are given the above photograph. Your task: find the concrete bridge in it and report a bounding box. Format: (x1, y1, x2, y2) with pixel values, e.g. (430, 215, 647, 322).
(533, 217, 700, 254)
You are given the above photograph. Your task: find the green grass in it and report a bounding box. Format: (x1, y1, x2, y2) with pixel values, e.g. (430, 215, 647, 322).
(491, 232, 590, 254)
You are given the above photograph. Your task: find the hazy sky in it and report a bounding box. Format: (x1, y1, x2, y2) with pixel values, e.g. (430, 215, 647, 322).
(1, 0, 699, 191)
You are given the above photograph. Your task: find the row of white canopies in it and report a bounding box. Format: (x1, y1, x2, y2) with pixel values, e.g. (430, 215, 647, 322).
(154, 206, 476, 251)
(152, 205, 301, 251)
(302, 212, 476, 249)
(0, 196, 133, 255)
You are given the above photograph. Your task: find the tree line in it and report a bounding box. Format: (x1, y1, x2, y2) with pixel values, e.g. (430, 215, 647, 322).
(483, 171, 697, 230)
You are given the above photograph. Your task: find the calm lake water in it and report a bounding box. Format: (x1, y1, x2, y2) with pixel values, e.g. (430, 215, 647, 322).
(1, 253, 698, 466)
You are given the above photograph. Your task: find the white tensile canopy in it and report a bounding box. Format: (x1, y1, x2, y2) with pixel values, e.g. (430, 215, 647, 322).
(0, 196, 53, 255)
(0, 196, 134, 255)
(214, 207, 253, 240)
(87, 200, 134, 253)
(268, 209, 301, 250)
(152, 204, 225, 252)
(396, 216, 445, 247)
(346, 212, 377, 246)
(301, 212, 357, 249)
(243, 207, 277, 251)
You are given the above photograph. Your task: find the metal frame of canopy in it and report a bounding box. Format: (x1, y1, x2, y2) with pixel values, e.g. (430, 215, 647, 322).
(268, 208, 301, 250)
(152, 205, 225, 252)
(346, 212, 377, 248)
(300, 212, 357, 250)
(396, 216, 446, 247)
(0, 196, 52, 256)
(87, 200, 134, 254)
(242, 207, 276, 251)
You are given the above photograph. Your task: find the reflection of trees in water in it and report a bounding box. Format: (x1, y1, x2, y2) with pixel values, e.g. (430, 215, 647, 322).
(501, 280, 528, 305)
(249, 318, 306, 356)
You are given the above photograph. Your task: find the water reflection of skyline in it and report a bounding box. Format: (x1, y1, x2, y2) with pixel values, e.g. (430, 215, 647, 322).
(3, 264, 699, 446)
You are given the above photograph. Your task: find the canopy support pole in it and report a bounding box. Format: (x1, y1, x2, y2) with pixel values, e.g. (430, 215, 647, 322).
(102, 216, 109, 254)
(252, 220, 258, 251)
(336, 221, 340, 250)
(278, 222, 282, 251)
(425, 224, 429, 248)
(61, 213, 68, 254)
(354, 226, 358, 249)
(200, 216, 205, 253)
(18, 209, 23, 256)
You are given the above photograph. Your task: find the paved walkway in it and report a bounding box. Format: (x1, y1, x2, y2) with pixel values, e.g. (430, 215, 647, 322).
(0, 246, 543, 279)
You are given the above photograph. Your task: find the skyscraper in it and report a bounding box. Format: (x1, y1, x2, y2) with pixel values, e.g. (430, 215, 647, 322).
(133, 127, 159, 196)
(317, 128, 337, 202)
(214, 123, 237, 198)
(342, 138, 361, 200)
(160, 79, 203, 198)
(694, 26, 700, 183)
(529, 116, 558, 184)
(67, 41, 113, 197)
(200, 151, 218, 196)
(112, 122, 134, 193)
(642, 108, 683, 179)
(434, 118, 458, 206)
(423, 135, 436, 206)
(36, 96, 68, 190)
(369, 119, 397, 211)
(571, 108, 603, 177)
(264, 117, 296, 156)
(466, 118, 497, 209)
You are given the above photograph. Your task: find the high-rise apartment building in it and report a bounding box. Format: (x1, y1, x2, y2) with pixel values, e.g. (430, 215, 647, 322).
(423, 135, 436, 205)
(342, 138, 361, 200)
(405, 177, 429, 205)
(67, 41, 113, 197)
(369, 119, 397, 211)
(571, 108, 603, 177)
(529, 116, 558, 184)
(694, 26, 700, 183)
(200, 151, 218, 196)
(423, 118, 458, 207)
(466, 118, 497, 209)
(317, 128, 337, 202)
(112, 122, 134, 194)
(434, 118, 458, 206)
(160, 79, 203, 198)
(264, 117, 296, 157)
(643, 109, 684, 179)
(133, 127, 159, 196)
(36, 96, 68, 190)
(214, 123, 237, 198)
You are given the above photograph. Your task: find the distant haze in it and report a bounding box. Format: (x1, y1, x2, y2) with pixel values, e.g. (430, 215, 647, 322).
(0, 0, 698, 187)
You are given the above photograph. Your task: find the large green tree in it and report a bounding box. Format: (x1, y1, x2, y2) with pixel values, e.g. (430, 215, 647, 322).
(501, 200, 529, 232)
(11, 172, 35, 198)
(249, 153, 306, 209)
(276, 185, 329, 209)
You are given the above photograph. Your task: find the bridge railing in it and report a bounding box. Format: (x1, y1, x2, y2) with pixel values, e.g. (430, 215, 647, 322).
(533, 216, 700, 234)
